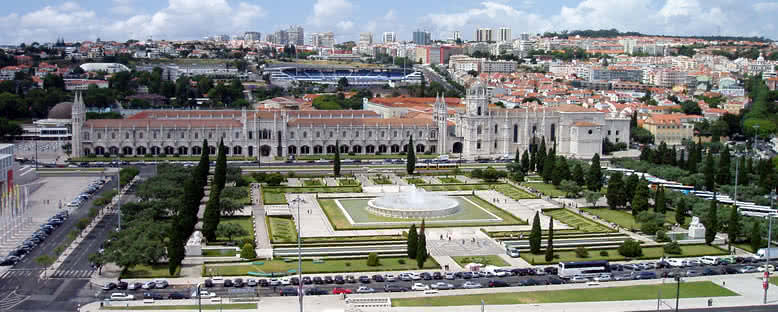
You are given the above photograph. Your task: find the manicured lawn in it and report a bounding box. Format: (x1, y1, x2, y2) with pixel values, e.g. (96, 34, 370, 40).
(543, 209, 614, 233)
(202, 249, 238, 257)
(451, 255, 510, 267)
(582, 208, 680, 230)
(771, 276, 778, 286)
(495, 184, 538, 200)
(735, 243, 757, 253)
(405, 177, 426, 185)
(121, 264, 181, 278)
(210, 217, 254, 244)
(520, 244, 728, 265)
(391, 281, 737, 307)
(438, 177, 463, 184)
(319, 195, 525, 230)
(205, 257, 439, 275)
(420, 184, 492, 191)
(267, 216, 297, 243)
(302, 179, 324, 187)
(520, 182, 566, 197)
(338, 178, 360, 186)
(262, 186, 362, 205)
(301, 235, 404, 243)
(102, 304, 257, 310)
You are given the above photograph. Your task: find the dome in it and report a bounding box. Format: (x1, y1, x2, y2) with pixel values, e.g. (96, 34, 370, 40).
(48, 102, 73, 119)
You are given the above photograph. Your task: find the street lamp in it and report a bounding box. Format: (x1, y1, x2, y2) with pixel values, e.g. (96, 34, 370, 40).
(763, 197, 775, 305)
(196, 282, 202, 312)
(674, 271, 682, 312)
(291, 196, 303, 312)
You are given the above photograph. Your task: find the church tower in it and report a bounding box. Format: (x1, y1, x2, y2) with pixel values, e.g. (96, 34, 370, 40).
(463, 82, 490, 159)
(434, 94, 447, 155)
(71, 92, 85, 158)
(465, 81, 488, 117)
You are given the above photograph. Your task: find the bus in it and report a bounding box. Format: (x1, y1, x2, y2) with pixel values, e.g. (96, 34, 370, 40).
(558, 260, 611, 278)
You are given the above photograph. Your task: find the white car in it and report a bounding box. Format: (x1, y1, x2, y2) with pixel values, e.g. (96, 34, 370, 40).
(410, 272, 422, 280)
(758, 264, 775, 272)
(269, 278, 281, 286)
(191, 291, 217, 298)
(429, 282, 454, 290)
(280, 278, 291, 285)
(462, 281, 481, 289)
(595, 273, 612, 282)
(569, 276, 589, 283)
(153, 279, 169, 288)
(444, 272, 455, 280)
(411, 283, 429, 291)
(494, 270, 508, 277)
(384, 274, 397, 282)
(699, 256, 718, 265)
(356, 286, 376, 293)
(141, 281, 155, 289)
(110, 293, 134, 301)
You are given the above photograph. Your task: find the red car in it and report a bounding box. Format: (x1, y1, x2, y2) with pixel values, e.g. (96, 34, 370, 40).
(332, 287, 353, 295)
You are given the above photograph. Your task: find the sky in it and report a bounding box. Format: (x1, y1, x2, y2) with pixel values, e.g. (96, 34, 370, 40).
(1, 0, 776, 45)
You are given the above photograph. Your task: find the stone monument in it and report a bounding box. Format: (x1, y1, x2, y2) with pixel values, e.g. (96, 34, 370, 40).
(185, 231, 204, 256)
(687, 216, 706, 239)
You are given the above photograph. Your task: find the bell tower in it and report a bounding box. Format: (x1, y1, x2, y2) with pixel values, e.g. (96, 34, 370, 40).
(435, 94, 447, 155)
(71, 91, 86, 158)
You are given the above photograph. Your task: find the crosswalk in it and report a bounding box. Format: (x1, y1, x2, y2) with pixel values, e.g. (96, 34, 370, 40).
(50, 269, 95, 279)
(0, 290, 28, 311)
(0, 269, 39, 279)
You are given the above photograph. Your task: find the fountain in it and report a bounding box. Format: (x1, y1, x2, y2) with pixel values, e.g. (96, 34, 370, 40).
(367, 188, 460, 219)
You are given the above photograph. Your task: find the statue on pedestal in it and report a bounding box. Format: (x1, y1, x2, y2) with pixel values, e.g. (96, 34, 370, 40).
(688, 216, 706, 239)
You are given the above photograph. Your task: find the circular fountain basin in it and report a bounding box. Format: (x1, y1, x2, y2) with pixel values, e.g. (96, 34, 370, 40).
(367, 192, 460, 219)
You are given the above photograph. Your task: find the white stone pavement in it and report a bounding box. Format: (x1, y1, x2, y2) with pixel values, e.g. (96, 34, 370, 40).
(289, 193, 401, 238)
(474, 190, 568, 231)
(250, 184, 273, 259)
(324, 177, 338, 186)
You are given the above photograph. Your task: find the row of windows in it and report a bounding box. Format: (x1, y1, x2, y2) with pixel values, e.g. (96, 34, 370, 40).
(83, 130, 277, 141)
(289, 130, 436, 140)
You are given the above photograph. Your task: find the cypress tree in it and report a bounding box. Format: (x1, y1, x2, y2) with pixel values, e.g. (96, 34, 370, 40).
(679, 149, 685, 168)
(751, 221, 762, 252)
(624, 174, 640, 207)
(747, 157, 754, 175)
(521, 149, 530, 174)
(537, 138, 547, 173)
(416, 220, 427, 269)
(670, 146, 677, 166)
(686, 142, 697, 173)
(333, 140, 341, 177)
(631, 178, 650, 216)
(544, 217, 554, 262)
(717, 145, 731, 186)
(529, 148, 537, 172)
(214, 139, 227, 191)
(514, 148, 521, 163)
(705, 193, 718, 245)
(704, 150, 715, 191)
(737, 157, 747, 185)
(198, 139, 209, 186)
(407, 135, 416, 175)
(552, 156, 569, 186)
(606, 172, 625, 209)
(655, 186, 666, 214)
(202, 191, 221, 241)
(572, 163, 585, 186)
(407, 224, 418, 259)
(727, 205, 740, 250)
(542, 155, 555, 184)
(675, 197, 687, 226)
(529, 211, 542, 254)
(587, 153, 603, 191)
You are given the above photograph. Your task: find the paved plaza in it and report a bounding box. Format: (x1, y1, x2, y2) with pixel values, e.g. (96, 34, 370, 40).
(13, 140, 68, 164)
(425, 228, 505, 256)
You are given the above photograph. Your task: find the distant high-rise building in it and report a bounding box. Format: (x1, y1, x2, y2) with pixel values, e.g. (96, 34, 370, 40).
(266, 33, 276, 44)
(475, 28, 493, 42)
(520, 32, 530, 41)
(498, 27, 511, 42)
(359, 32, 373, 46)
(244, 32, 261, 41)
(311, 32, 335, 48)
(413, 30, 431, 45)
(287, 26, 305, 46)
(451, 31, 462, 41)
(383, 32, 396, 43)
(273, 30, 288, 44)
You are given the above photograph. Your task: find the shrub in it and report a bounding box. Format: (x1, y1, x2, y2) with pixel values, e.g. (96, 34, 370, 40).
(655, 230, 670, 242)
(664, 241, 682, 255)
(241, 238, 255, 248)
(599, 250, 609, 256)
(618, 239, 643, 258)
(398, 259, 406, 265)
(367, 252, 380, 266)
(345, 262, 351, 267)
(240, 243, 257, 259)
(575, 247, 589, 258)
(76, 218, 91, 230)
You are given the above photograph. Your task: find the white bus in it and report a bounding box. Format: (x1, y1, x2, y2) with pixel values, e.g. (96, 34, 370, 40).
(558, 260, 611, 278)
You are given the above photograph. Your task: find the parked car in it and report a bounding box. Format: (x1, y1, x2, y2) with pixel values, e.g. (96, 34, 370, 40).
(356, 286, 376, 293)
(153, 279, 169, 289)
(127, 282, 142, 291)
(116, 282, 128, 290)
(445, 272, 456, 280)
(109, 293, 134, 301)
(430, 282, 454, 290)
(312, 277, 323, 284)
(305, 288, 329, 296)
(411, 283, 429, 291)
(462, 281, 482, 289)
(520, 279, 541, 286)
(358, 276, 371, 283)
(595, 273, 612, 282)
(432, 272, 443, 280)
(141, 281, 155, 290)
(738, 266, 758, 273)
(758, 264, 775, 272)
(488, 280, 509, 287)
(168, 292, 190, 299)
(102, 283, 117, 291)
(637, 272, 657, 279)
(143, 292, 164, 300)
(569, 276, 588, 283)
(323, 276, 334, 284)
(247, 279, 258, 287)
(384, 274, 396, 282)
(302, 277, 312, 285)
(279, 288, 298, 296)
(204, 279, 213, 288)
(345, 275, 356, 283)
(332, 287, 353, 295)
(384, 284, 409, 292)
(223, 279, 234, 287)
(372, 275, 385, 282)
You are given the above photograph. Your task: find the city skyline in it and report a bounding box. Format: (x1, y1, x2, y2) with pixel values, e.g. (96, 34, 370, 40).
(0, 0, 777, 45)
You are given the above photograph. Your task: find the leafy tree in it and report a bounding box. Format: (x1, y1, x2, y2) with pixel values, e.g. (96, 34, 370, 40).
(544, 217, 554, 262)
(704, 150, 716, 191)
(705, 194, 718, 245)
(654, 186, 666, 214)
(631, 178, 650, 215)
(559, 180, 582, 198)
(216, 223, 248, 242)
(417, 220, 427, 269)
(572, 163, 585, 186)
(43, 74, 65, 91)
(751, 221, 763, 252)
(529, 147, 537, 172)
(337, 77, 349, 91)
(606, 172, 625, 209)
(407, 224, 418, 259)
(636, 211, 664, 235)
(727, 206, 740, 251)
(584, 190, 601, 208)
(624, 174, 640, 206)
(529, 211, 542, 254)
(618, 239, 643, 258)
(35, 255, 55, 270)
(575, 246, 589, 258)
(681, 100, 702, 115)
(675, 197, 687, 226)
(333, 140, 341, 177)
(219, 198, 243, 217)
(664, 241, 682, 254)
(587, 154, 603, 191)
(240, 243, 257, 259)
(407, 135, 416, 175)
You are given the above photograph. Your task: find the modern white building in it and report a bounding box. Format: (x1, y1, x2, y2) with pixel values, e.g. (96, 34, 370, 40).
(79, 63, 130, 73)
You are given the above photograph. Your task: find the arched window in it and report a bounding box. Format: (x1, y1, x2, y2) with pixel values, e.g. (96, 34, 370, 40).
(513, 124, 518, 143)
(477, 126, 482, 135)
(494, 124, 498, 134)
(477, 107, 481, 116)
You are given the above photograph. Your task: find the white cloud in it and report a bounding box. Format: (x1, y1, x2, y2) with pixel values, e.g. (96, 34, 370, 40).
(310, 0, 353, 26)
(337, 20, 354, 31)
(0, 0, 267, 43)
(754, 2, 778, 11)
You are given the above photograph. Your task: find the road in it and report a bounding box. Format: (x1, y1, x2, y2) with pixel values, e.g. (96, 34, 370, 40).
(0, 165, 155, 312)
